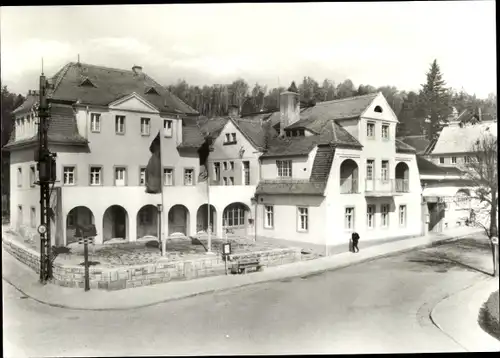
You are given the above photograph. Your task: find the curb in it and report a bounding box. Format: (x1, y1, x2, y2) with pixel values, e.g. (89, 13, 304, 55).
(3, 231, 481, 311)
(429, 277, 500, 352)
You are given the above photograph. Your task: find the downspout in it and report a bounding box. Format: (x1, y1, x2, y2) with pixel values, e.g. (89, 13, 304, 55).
(85, 106, 89, 139)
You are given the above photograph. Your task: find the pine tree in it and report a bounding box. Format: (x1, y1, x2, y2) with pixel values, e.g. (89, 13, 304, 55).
(419, 59, 452, 140)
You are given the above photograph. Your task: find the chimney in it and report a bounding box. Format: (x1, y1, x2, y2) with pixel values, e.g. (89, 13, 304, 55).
(279, 91, 300, 136)
(132, 65, 143, 76)
(228, 105, 239, 118)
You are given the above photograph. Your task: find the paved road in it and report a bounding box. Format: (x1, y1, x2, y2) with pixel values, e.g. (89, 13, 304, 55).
(3, 235, 494, 356)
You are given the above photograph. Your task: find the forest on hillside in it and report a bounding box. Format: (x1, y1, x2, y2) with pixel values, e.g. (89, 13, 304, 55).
(166, 60, 497, 138)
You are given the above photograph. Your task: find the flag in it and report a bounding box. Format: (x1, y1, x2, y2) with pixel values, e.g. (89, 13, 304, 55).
(197, 136, 212, 183)
(145, 131, 162, 194)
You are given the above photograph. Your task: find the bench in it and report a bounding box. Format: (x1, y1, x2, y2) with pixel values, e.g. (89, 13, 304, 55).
(230, 259, 263, 274)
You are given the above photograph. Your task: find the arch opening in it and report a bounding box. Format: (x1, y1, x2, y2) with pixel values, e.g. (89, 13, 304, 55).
(137, 205, 159, 240)
(66, 206, 95, 245)
(196, 204, 217, 235)
(103, 205, 129, 242)
(223, 202, 251, 238)
(395, 162, 410, 192)
(168, 205, 190, 236)
(340, 159, 359, 194)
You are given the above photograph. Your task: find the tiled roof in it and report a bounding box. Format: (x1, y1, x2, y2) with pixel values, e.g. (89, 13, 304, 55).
(261, 120, 362, 158)
(255, 180, 326, 196)
(11, 92, 38, 115)
(232, 116, 278, 150)
(286, 93, 378, 132)
(3, 103, 87, 150)
(416, 155, 464, 176)
(178, 124, 206, 149)
(398, 135, 431, 155)
(197, 116, 229, 139)
(395, 139, 417, 154)
(47, 62, 198, 115)
(431, 121, 497, 155)
(310, 145, 335, 183)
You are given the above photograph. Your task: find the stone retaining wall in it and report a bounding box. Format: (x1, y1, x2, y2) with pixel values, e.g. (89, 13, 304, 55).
(2, 236, 302, 291)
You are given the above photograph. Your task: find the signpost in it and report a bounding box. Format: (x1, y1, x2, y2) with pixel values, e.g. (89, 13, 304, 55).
(492, 236, 499, 277)
(222, 242, 232, 275)
(76, 224, 97, 291)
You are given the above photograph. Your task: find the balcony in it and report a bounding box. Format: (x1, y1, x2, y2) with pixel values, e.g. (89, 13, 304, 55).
(395, 179, 409, 193)
(340, 178, 359, 194)
(365, 179, 404, 197)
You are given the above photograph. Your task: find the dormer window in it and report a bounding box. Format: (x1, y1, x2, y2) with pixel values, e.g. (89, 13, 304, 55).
(79, 77, 96, 87)
(145, 87, 160, 95)
(374, 106, 383, 113)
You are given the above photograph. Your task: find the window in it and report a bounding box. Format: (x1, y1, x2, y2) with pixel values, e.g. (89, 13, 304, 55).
(141, 118, 150, 136)
(163, 119, 173, 137)
(367, 122, 375, 138)
(381, 160, 389, 181)
(366, 160, 374, 180)
(17, 167, 22, 187)
(439, 157, 444, 164)
(297, 207, 308, 232)
(90, 113, 101, 132)
(90, 166, 102, 185)
(140, 167, 147, 186)
(115, 115, 125, 134)
(243, 161, 250, 185)
(381, 204, 389, 227)
(229, 176, 234, 185)
(115, 167, 126, 186)
(30, 165, 36, 187)
(381, 124, 389, 140)
(223, 161, 228, 171)
(264, 205, 274, 229)
(163, 168, 173, 186)
(223, 177, 228, 186)
(30, 207, 36, 228)
(399, 205, 407, 227)
(374, 106, 383, 113)
(229, 161, 235, 170)
(63, 166, 75, 185)
(224, 132, 237, 144)
(223, 204, 246, 227)
(367, 205, 375, 229)
(345, 207, 355, 230)
(451, 156, 457, 164)
(213, 162, 221, 182)
(277, 160, 292, 178)
(464, 156, 471, 163)
(184, 169, 194, 185)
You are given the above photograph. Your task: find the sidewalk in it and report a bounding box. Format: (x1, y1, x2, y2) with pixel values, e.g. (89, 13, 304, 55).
(2, 226, 483, 311)
(431, 277, 500, 352)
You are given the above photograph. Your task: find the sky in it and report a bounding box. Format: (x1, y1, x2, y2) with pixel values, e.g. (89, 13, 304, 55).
(0, 2, 496, 98)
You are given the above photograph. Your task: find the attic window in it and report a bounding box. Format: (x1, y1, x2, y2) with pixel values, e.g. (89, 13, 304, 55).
(374, 106, 383, 113)
(145, 87, 160, 95)
(79, 77, 96, 87)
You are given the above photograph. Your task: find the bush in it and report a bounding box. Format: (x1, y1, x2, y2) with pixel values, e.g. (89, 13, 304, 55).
(479, 290, 500, 341)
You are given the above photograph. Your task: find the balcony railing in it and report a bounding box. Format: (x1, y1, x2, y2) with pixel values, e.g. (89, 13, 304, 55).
(340, 178, 358, 194)
(365, 179, 396, 196)
(395, 179, 409, 193)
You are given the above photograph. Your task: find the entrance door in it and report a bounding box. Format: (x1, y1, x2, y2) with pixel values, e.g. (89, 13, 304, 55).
(113, 207, 126, 238)
(428, 203, 443, 233)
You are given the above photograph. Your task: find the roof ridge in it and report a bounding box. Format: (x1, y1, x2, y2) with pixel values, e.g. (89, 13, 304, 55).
(143, 73, 198, 113)
(51, 63, 73, 94)
(68, 61, 137, 74)
(315, 92, 378, 106)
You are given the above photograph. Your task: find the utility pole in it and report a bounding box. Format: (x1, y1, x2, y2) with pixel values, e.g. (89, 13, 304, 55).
(36, 69, 56, 284)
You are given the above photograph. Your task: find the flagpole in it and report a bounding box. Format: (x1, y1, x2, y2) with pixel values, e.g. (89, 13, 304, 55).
(159, 129, 166, 256)
(207, 166, 211, 253)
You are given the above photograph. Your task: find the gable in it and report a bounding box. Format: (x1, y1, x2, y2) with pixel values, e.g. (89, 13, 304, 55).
(79, 77, 97, 88)
(108, 92, 160, 114)
(210, 120, 258, 161)
(360, 93, 398, 123)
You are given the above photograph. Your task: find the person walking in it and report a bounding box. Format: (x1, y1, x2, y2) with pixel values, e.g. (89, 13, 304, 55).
(352, 232, 360, 253)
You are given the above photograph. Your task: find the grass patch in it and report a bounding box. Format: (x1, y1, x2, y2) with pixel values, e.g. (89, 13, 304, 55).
(479, 290, 500, 341)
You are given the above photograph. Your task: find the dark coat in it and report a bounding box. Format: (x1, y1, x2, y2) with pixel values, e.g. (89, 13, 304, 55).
(351, 232, 360, 242)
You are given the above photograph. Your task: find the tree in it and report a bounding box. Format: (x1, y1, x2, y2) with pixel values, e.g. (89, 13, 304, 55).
(336, 79, 355, 99)
(419, 59, 453, 140)
(228, 78, 249, 113)
(462, 132, 498, 238)
(397, 91, 426, 136)
(462, 132, 498, 275)
(356, 84, 377, 96)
